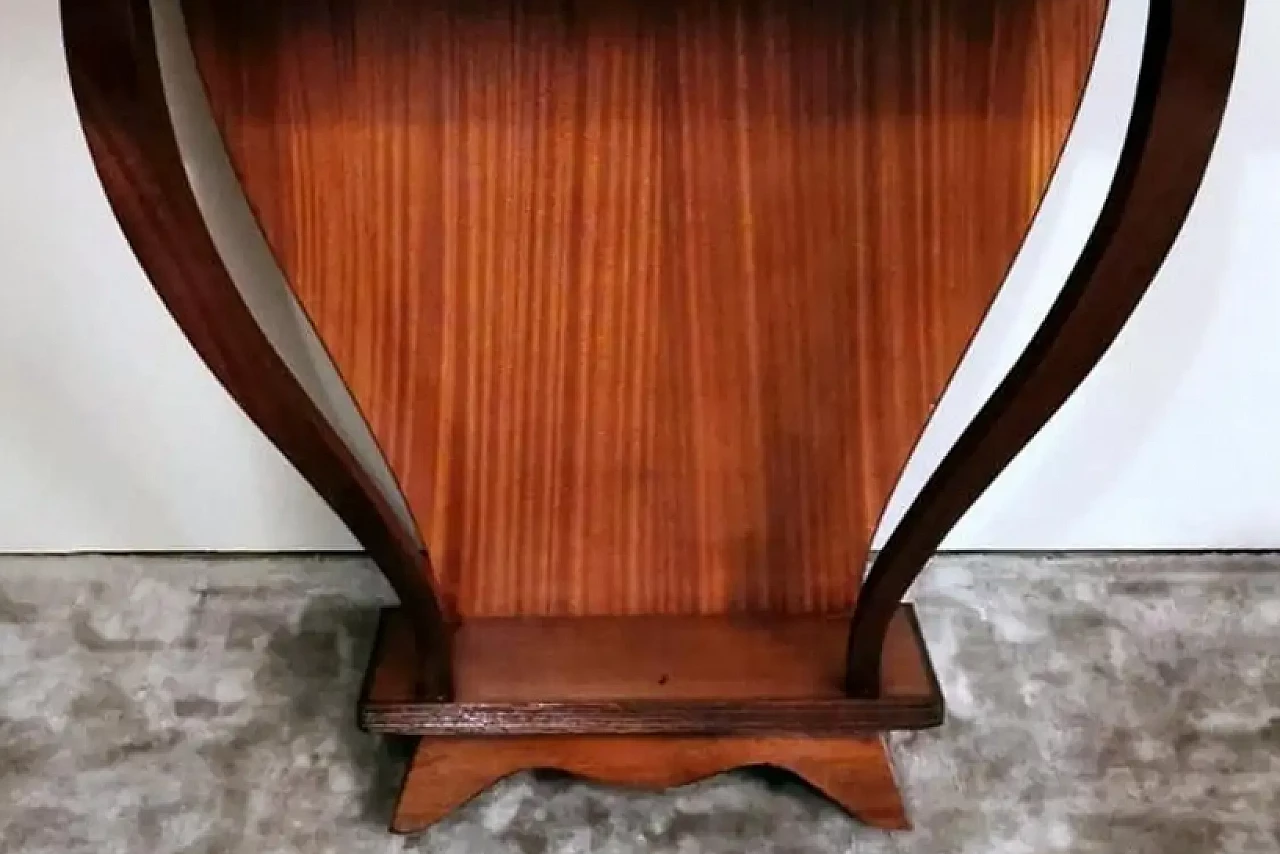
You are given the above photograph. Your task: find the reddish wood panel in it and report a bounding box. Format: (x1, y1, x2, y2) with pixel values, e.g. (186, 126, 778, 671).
(367, 609, 932, 704)
(392, 735, 907, 833)
(185, 0, 1105, 617)
(359, 607, 942, 735)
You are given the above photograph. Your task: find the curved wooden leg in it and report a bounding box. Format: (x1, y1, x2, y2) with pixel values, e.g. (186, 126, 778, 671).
(391, 735, 906, 834)
(845, 0, 1246, 696)
(60, 0, 451, 694)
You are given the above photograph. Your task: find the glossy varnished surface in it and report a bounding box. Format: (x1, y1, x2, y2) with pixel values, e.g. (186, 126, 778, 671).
(185, 0, 1105, 618)
(359, 607, 942, 735)
(367, 609, 932, 703)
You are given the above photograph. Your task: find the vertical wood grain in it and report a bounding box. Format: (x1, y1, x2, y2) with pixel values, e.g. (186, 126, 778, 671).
(184, 0, 1106, 617)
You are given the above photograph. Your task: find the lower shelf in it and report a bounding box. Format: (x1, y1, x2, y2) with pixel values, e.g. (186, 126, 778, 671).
(359, 607, 944, 736)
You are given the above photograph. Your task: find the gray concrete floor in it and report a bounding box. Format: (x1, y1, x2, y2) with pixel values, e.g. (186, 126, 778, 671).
(1, 554, 1278, 853)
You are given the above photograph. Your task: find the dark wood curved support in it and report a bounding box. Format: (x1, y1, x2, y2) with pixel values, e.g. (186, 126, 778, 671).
(391, 736, 907, 834)
(846, 0, 1246, 697)
(60, 0, 451, 698)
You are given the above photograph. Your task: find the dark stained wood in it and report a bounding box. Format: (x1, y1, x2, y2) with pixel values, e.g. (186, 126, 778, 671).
(392, 735, 908, 833)
(59, 0, 452, 697)
(846, 0, 1247, 696)
(359, 607, 942, 735)
(184, 0, 1107, 619)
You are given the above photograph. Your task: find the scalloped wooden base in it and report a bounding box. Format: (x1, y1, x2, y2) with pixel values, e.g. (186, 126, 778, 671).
(359, 607, 941, 831)
(390, 735, 907, 834)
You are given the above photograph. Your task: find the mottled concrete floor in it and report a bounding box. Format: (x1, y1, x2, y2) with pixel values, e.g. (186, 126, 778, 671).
(1, 554, 1278, 853)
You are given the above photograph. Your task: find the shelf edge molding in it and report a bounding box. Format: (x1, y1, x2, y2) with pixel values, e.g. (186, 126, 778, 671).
(59, 0, 452, 698)
(846, 0, 1247, 696)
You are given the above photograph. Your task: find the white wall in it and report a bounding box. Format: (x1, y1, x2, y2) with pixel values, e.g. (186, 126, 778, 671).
(0, 0, 356, 550)
(0, 0, 1276, 553)
(888, 0, 1280, 551)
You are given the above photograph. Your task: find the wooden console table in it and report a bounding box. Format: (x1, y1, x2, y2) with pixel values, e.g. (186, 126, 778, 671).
(62, 0, 1243, 833)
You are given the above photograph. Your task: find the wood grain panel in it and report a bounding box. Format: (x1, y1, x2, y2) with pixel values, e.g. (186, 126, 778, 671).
(450, 612, 930, 702)
(184, 0, 1106, 617)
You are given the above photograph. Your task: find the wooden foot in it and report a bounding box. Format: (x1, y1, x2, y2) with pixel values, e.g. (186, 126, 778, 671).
(391, 735, 907, 834)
